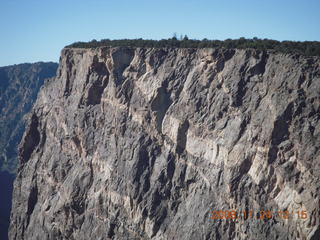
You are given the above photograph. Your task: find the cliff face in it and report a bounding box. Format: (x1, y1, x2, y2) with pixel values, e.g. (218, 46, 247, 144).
(9, 47, 320, 240)
(0, 62, 57, 240)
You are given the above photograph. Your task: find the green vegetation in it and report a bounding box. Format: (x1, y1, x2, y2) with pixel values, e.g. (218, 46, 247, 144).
(0, 62, 58, 174)
(66, 37, 320, 57)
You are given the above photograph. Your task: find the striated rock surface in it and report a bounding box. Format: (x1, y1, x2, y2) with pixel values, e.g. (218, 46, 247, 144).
(9, 47, 320, 240)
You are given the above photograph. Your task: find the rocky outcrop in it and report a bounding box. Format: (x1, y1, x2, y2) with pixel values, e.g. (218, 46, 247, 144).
(0, 62, 57, 240)
(9, 47, 320, 239)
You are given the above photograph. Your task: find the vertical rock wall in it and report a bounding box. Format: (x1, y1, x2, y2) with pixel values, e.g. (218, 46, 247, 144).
(10, 47, 320, 239)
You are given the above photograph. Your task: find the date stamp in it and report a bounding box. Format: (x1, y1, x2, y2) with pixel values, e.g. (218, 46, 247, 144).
(210, 210, 308, 220)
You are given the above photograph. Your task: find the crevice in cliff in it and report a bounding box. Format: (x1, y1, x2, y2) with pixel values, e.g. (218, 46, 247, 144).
(151, 82, 173, 134)
(70, 186, 86, 216)
(233, 76, 247, 107)
(230, 50, 268, 107)
(249, 51, 268, 76)
(72, 135, 83, 156)
(268, 102, 294, 164)
(176, 120, 189, 154)
(112, 48, 134, 86)
(117, 78, 135, 108)
(292, 88, 307, 118)
(166, 153, 176, 181)
(82, 56, 110, 106)
(213, 49, 236, 72)
(63, 53, 75, 97)
(27, 185, 38, 215)
(19, 113, 40, 164)
(26, 184, 38, 228)
(107, 223, 116, 238)
(86, 77, 108, 106)
(229, 157, 252, 193)
(131, 136, 155, 203)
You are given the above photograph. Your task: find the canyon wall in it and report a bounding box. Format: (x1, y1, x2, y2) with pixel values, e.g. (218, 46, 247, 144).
(9, 47, 320, 239)
(0, 62, 57, 240)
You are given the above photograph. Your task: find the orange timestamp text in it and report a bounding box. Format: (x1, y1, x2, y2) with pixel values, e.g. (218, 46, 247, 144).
(210, 210, 308, 220)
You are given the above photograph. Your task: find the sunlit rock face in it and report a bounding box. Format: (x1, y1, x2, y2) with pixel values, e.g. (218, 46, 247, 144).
(10, 47, 320, 240)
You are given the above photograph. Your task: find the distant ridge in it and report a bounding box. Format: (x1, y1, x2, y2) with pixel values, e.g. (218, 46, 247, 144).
(0, 62, 58, 173)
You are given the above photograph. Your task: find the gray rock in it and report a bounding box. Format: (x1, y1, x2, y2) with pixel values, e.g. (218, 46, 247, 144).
(0, 62, 57, 240)
(9, 47, 320, 240)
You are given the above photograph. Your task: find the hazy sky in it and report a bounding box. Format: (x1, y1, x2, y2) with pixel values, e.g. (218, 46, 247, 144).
(1, 0, 319, 66)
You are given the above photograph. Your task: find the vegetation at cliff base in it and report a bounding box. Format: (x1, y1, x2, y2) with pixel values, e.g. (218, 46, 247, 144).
(67, 37, 320, 57)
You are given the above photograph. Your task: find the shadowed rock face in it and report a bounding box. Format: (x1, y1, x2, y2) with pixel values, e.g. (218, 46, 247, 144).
(0, 62, 58, 240)
(0, 171, 15, 240)
(9, 47, 320, 240)
(0, 62, 58, 173)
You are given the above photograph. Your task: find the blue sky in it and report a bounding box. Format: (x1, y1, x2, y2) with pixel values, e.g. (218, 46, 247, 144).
(1, 0, 319, 66)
